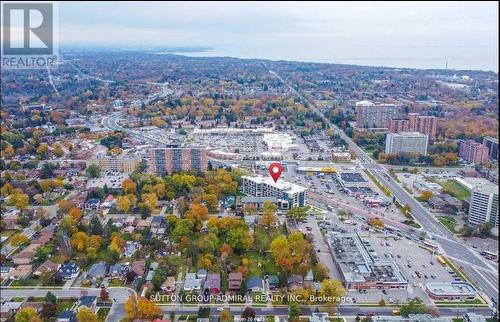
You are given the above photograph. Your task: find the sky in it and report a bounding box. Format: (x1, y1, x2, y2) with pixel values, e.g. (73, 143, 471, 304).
(57, 1, 498, 71)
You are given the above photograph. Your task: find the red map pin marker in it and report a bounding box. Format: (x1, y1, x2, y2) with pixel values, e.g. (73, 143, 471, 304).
(268, 162, 283, 183)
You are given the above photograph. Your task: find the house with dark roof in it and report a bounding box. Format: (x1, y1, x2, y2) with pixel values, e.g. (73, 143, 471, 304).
(183, 273, 202, 292)
(84, 198, 100, 210)
(228, 272, 243, 292)
(161, 276, 176, 294)
(108, 263, 129, 278)
(204, 272, 221, 294)
(131, 260, 146, 277)
(57, 310, 76, 322)
(246, 276, 264, 292)
(267, 275, 280, 290)
(58, 262, 79, 279)
(86, 262, 107, 279)
(33, 259, 59, 277)
(287, 275, 304, 291)
(77, 296, 97, 312)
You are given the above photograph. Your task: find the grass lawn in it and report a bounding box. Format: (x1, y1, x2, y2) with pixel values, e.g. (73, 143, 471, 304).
(57, 298, 76, 313)
(10, 278, 39, 287)
(10, 297, 25, 302)
(245, 251, 279, 276)
(108, 278, 124, 287)
(1, 229, 17, 237)
(435, 298, 485, 305)
(437, 180, 471, 201)
(97, 308, 110, 322)
(437, 216, 458, 233)
(252, 292, 266, 304)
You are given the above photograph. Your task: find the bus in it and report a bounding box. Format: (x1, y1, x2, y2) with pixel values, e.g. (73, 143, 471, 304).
(481, 250, 498, 260)
(423, 241, 439, 251)
(436, 255, 447, 266)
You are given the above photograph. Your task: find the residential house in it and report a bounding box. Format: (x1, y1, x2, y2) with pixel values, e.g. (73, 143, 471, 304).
(244, 215, 257, 229)
(463, 313, 487, 322)
(58, 262, 79, 280)
(310, 312, 329, 322)
(184, 273, 202, 292)
(84, 198, 100, 210)
(151, 215, 166, 228)
(131, 260, 146, 278)
(20, 302, 43, 314)
(247, 277, 264, 293)
(228, 272, 243, 292)
(108, 263, 129, 278)
(9, 265, 32, 280)
(77, 296, 97, 312)
(33, 259, 59, 277)
(0, 266, 11, 278)
(267, 275, 280, 290)
(31, 230, 54, 246)
(124, 216, 137, 227)
(287, 275, 304, 291)
(12, 244, 39, 265)
(304, 270, 314, 287)
(124, 241, 140, 257)
(0, 301, 23, 321)
(197, 269, 207, 280)
(204, 272, 221, 294)
(161, 276, 176, 294)
(136, 219, 151, 231)
(57, 310, 77, 322)
(86, 262, 107, 279)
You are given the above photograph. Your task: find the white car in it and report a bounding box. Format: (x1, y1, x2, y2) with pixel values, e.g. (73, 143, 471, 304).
(388, 297, 394, 303)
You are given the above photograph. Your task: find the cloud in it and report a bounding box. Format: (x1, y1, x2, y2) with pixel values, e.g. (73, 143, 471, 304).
(56, 1, 498, 71)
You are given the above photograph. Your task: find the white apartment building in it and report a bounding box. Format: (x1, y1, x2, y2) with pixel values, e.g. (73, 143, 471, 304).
(355, 100, 401, 128)
(385, 132, 428, 156)
(241, 175, 307, 208)
(87, 155, 140, 173)
(468, 184, 499, 232)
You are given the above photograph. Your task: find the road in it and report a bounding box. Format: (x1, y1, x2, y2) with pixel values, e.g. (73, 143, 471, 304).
(1, 193, 74, 257)
(1, 286, 494, 319)
(262, 62, 499, 306)
(0, 287, 135, 322)
(158, 303, 493, 318)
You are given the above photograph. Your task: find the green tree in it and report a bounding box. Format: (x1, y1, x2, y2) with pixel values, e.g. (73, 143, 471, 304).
(400, 298, 429, 317)
(86, 164, 101, 178)
(287, 206, 310, 221)
(15, 307, 42, 322)
(289, 301, 300, 319)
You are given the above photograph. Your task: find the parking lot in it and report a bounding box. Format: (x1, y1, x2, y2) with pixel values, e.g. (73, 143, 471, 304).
(351, 231, 458, 304)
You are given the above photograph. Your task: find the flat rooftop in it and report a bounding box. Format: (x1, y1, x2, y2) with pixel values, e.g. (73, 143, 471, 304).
(426, 282, 477, 296)
(242, 175, 307, 194)
(86, 172, 129, 189)
(328, 232, 407, 286)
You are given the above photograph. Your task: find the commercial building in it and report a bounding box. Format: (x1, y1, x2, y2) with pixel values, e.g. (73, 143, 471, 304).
(148, 147, 207, 175)
(459, 140, 489, 164)
(482, 136, 499, 161)
(87, 155, 140, 173)
(425, 282, 477, 301)
(385, 132, 428, 155)
(241, 175, 307, 208)
(388, 113, 439, 140)
(463, 313, 487, 322)
(355, 101, 401, 129)
(372, 315, 450, 322)
(467, 184, 498, 231)
(327, 231, 408, 290)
